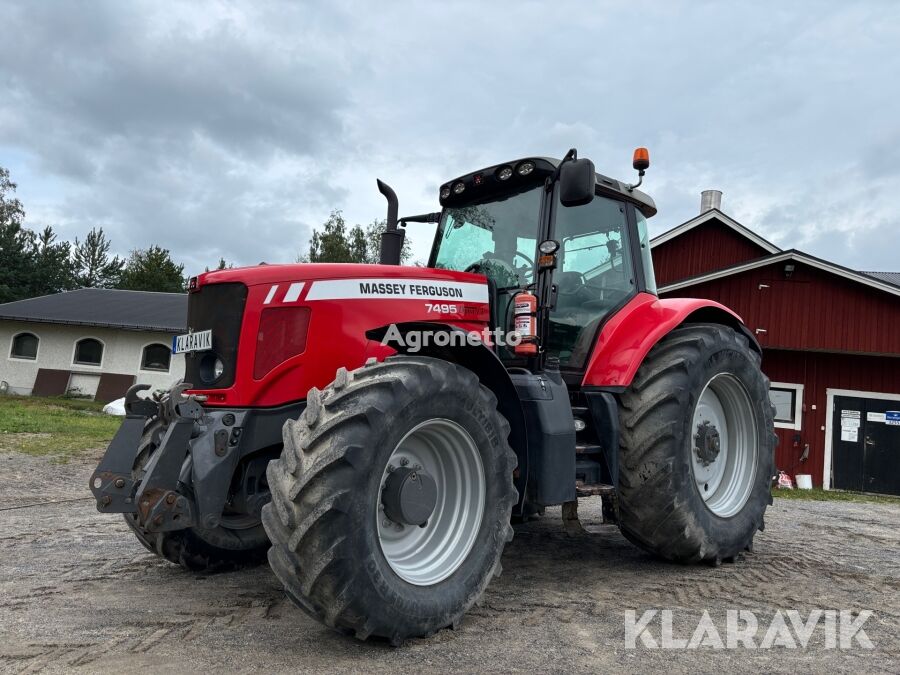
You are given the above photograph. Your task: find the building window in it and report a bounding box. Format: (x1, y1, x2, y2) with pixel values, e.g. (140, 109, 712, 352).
(10, 332, 39, 360)
(74, 338, 103, 366)
(141, 343, 171, 372)
(769, 382, 804, 430)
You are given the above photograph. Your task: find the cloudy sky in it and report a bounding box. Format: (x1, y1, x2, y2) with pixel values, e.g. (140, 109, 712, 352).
(1, 1, 898, 272)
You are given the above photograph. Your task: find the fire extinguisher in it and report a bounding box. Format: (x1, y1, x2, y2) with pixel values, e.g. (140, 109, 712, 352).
(513, 290, 538, 356)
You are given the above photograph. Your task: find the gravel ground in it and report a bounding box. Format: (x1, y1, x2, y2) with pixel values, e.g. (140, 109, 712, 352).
(0, 451, 898, 674)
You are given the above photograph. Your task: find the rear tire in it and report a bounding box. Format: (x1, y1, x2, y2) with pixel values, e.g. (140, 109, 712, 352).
(124, 421, 269, 572)
(263, 356, 517, 644)
(616, 323, 775, 563)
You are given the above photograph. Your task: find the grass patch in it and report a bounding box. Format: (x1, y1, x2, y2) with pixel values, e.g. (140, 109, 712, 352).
(0, 395, 122, 460)
(772, 487, 900, 505)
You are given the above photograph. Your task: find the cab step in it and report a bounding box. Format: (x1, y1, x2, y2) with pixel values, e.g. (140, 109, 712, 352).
(575, 481, 616, 498)
(575, 443, 603, 455)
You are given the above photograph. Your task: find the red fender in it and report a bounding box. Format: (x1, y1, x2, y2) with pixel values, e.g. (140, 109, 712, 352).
(581, 292, 754, 389)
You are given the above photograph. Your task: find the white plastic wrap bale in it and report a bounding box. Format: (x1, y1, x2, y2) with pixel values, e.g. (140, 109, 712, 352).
(102, 397, 127, 416)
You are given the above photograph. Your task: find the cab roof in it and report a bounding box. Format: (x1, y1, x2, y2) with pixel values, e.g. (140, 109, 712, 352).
(438, 156, 657, 217)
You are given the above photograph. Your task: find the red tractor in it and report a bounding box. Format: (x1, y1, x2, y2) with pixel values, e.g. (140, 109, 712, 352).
(91, 149, 774, 644)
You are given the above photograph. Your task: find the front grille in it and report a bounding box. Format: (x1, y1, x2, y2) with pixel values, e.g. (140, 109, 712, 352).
(183, 282, 247, 389)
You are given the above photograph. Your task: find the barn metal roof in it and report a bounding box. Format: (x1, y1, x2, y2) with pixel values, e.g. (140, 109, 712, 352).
(0, 288, 188, 332)
(862, 271, 900, 287)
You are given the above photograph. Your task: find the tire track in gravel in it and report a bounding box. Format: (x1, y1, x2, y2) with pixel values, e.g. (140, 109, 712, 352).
(2, 596, 289, 673)
(2, 455, 899, 673)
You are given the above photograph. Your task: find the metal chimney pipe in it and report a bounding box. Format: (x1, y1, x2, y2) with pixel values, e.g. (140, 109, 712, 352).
(700, 190, 722, 212)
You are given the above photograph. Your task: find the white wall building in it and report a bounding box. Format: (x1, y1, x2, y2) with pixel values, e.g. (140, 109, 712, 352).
(0, 289, 187, 401)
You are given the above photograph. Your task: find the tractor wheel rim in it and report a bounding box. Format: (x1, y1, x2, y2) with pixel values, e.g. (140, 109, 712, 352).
(218, 513, 259, 531)
(377, 419, 485, 586)
(690, 373, 759, 517)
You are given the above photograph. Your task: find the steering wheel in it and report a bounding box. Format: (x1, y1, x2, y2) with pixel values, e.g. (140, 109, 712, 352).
(555, 271, 587, 296)
(513, 250, 534, 269)
(465, 251, 534, 283)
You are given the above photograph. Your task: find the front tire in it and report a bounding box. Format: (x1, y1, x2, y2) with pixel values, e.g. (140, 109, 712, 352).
(616, 323, 775, 563)
(124, 421, 270, 572)
(263, 356, 517, 644)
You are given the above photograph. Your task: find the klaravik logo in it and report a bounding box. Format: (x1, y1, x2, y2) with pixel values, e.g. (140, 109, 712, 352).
(624, 609, 874, 649)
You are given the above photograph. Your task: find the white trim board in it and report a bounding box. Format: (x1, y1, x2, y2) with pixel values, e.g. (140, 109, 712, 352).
(770, 381, 804, 431)
(823, 387, 900, 490)
(650, 209, 781, 254)
(658, 250, 900, 299)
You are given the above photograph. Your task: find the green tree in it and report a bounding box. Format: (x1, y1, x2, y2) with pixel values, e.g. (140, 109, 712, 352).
(118, 245, 186, 293)
(305, 210, 356, 263)
(0, 223, 35, 303)
(364, 219, 412, 264)
(72, 227, 124, 288)
(30, 226, 75, 296)
(350, 224, 369, 263)
(300, 212, 413, 264)
(0, 167, 36, 303)
(0, 167, 25, 229)
(205, 257, 233, 272)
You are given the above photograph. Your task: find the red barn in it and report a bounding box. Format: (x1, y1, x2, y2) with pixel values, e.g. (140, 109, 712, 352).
(652, 192, 900, 495)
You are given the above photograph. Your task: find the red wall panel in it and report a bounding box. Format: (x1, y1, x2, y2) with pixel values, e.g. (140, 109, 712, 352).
(651, 220, 771, 286)
(662, 261, 900, 355)
(653, 226, 900, 488)
(763, 349, 900, 487)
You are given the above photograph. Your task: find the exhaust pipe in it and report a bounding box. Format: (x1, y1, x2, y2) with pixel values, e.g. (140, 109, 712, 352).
(377, 179, 405, 265)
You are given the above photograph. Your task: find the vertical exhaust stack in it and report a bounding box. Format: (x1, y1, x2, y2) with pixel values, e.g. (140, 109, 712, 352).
(700, 190, 722, 213)
(377, 179, 405, 265)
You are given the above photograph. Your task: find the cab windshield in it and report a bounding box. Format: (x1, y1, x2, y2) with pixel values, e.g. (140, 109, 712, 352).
(431, 185, 541, 289)
(430, 181, 637, 371)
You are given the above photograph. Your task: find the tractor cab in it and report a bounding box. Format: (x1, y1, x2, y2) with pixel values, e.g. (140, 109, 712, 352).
(425, 152, 659, 373)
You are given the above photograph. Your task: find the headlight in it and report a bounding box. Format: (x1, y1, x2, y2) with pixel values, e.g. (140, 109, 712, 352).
(199, 352, 225, 383)
(539, 239, 560, 254)
(440, 186, 451, 200)
(516, 161, 535, 176)
(453, 182, 465, 195)
(496, 166, 513, 181)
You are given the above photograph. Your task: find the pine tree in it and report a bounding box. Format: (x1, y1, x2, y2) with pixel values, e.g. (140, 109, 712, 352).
(30, 226, 75, 296)
(117, 245, 186, 293)
(0, 168, 36, 302)
(72, 227, 124, 288)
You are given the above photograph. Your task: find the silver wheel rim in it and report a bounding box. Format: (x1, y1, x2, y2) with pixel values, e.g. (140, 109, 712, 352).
(377, 419, 485, 586)
(690, 373, 759, 517)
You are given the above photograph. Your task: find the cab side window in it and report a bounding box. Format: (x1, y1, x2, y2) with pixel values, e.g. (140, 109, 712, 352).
(547, 195, 635, 368)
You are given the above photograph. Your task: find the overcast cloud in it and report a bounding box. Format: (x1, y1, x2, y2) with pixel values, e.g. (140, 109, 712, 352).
(1, 0, 898, 272)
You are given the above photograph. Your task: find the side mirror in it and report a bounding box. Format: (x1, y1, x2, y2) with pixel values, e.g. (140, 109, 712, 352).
(559, 158, 595, 207)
